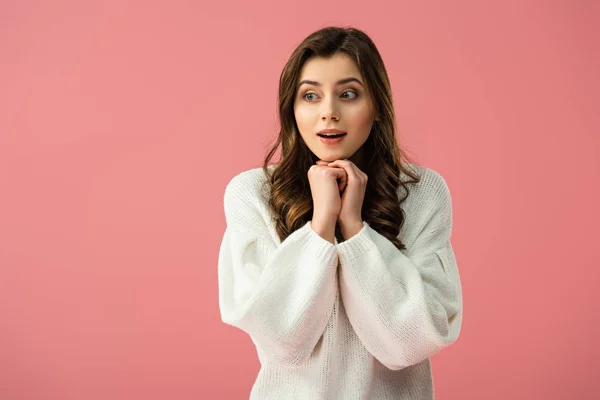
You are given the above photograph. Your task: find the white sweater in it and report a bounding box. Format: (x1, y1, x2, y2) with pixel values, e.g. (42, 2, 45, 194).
(217, 163, 463, 399)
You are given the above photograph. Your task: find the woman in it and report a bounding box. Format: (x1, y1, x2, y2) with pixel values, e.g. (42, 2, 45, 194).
(218, 26, 463, 399)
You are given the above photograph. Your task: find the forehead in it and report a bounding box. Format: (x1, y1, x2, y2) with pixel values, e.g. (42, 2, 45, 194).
(298, 53, 362, 83)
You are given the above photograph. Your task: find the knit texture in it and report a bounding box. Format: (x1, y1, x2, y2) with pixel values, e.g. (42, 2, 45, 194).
(217, 163, 463, 399)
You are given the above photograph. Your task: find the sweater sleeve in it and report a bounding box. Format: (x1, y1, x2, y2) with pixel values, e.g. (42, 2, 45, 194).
(336, 171, 463, 370)
(217, 172, 339, 367)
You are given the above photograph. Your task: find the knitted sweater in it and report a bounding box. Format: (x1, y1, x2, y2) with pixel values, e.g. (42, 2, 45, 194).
(217, 163, 463, 399)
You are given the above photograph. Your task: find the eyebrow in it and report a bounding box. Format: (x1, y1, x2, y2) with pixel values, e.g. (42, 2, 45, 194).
(297, 77, 364, 88)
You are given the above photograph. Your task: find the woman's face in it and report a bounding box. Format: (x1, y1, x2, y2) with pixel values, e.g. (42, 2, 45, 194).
(293, 52, 377, 163)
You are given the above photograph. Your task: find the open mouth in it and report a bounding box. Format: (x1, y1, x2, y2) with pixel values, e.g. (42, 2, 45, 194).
(317, 133, 347, 138)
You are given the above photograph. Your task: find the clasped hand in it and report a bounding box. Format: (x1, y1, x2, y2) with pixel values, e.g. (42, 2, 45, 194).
(315, 159, 367, 237)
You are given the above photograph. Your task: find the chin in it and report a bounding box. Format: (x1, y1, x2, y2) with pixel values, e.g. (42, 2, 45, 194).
(314, 149, 348, 161)
(321, 153, 355, 163)
(317, 155, 344, 163)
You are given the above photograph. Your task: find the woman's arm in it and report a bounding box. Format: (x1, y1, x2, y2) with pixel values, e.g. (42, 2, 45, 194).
(218, 172, 338, 367)
(336, 171, 463, 370)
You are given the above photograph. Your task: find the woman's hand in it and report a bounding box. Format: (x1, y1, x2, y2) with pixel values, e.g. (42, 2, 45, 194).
(307, 163, 347, 243)
(315, 159, 367, 239)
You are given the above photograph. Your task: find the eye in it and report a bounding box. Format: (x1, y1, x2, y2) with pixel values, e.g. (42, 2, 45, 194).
(341, 90, 358, 99)
(302, 90, 359, 102)
(303, 92, 318, 101)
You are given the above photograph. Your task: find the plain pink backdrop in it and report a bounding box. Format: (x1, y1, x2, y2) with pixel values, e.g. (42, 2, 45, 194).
(1, 0, 599, 399)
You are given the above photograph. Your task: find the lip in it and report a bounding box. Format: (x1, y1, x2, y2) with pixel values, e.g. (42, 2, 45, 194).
(317, 128, 346, 135)
(319, 134, 346, 145)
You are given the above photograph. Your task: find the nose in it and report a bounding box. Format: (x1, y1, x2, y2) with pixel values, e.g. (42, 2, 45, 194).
(320, 96, 340, 122)
(322, 114, 339, 122)
(321, 110, 340, 122)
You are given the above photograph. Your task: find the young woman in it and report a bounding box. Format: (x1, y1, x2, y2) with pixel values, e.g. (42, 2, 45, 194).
(218, 26, 463, 399)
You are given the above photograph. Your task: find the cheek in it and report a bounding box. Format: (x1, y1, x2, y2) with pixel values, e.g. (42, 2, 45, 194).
(348, 105, 374, 133)
(293, 107, 316, 141)
(294, 108, 319, 139)
(294, 106, 315, 126)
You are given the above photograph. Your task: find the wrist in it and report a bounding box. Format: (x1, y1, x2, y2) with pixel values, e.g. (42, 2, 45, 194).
(310, 220, 335, 244)
(338, 218, 363, 240)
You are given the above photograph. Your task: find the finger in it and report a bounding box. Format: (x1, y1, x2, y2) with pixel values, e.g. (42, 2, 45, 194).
(326, 161, 347, 191)
(352, 163, 368, 183)
(339, 178, 347, 193)
(329, 167, 347, 192)
(338, 173, 347, 193)
(348, 162, 363, 182)
(328, 160, 358, 184)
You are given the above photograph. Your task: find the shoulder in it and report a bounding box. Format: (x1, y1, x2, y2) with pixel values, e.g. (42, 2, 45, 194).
(398, 163, 453, 248)
(223, 165, 274, 224)
(224, 165, 273, 198)
(402, 163, 452, 209)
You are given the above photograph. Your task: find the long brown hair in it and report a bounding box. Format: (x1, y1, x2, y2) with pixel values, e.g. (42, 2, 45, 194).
(262, 26, 421, 250)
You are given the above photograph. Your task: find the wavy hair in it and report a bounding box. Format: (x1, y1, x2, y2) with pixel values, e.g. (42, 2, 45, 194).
(262, 26, 421, 250)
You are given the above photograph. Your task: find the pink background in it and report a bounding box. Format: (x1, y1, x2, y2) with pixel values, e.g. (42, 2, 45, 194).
(1, 1, 599, 399)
